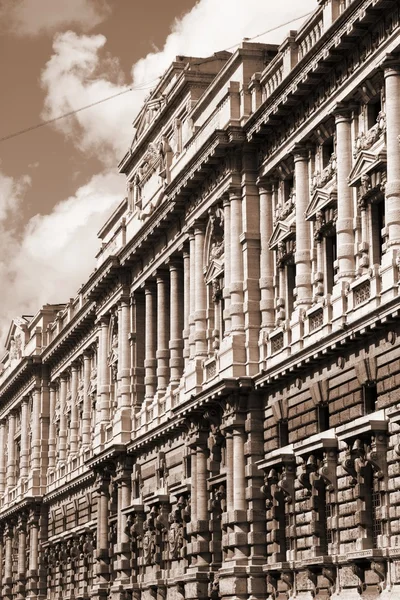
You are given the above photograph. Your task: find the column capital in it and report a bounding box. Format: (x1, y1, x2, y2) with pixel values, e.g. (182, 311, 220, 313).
(332, 102, 353, 122)
(167, 254, 183, 271)
(228, 185, 242, 201)
(193, 219, 207, 235)
(381, 53, 400, 75)
(292, 144, 309, 162)
(256, 177, 273, 192)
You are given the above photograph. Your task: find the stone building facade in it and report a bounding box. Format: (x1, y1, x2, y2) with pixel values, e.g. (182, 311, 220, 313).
(0, 0, 400, 599)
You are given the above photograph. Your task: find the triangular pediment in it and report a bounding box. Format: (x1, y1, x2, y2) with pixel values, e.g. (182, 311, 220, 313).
(348, 149, 387, 187)
(204, 257, 224, 284)
(306, 188, 337, 221)
(269, 217, 295, 250)
(131, 96, 167, 147)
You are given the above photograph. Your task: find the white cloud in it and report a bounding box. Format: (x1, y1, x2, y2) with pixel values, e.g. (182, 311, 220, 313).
(41, 32, 133, 164)
(0, 169, 122, 344)
(0, 0, 320, 343)
(1, 0, 110, 36)
(40, 0, 318, 164)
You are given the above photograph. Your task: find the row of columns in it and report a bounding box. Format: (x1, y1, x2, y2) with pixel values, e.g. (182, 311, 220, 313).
(1, 509, 40, 600)
(258, 60, 400, 339)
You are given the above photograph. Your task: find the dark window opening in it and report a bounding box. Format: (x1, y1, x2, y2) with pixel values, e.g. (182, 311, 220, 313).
(286, 262, 296, 316)
(371, 200, 385, 264)
(317, 403, 330, 432)
(325, 501, 333, 545)
(363, 383, 377, 415)
(278, 419, 289, 447)
(367, 97, 382, 130)
(284, 177, 294, 201)
(325, 234, 337, 294)
(322, 138, 335, 168)
(372, 479, 382, 549)
(284, 512, 292, 557)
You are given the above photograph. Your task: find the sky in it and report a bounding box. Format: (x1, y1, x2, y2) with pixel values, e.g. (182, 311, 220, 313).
(0, 0, 318, 346)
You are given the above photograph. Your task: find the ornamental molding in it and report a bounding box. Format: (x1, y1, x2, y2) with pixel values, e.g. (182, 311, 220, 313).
(348, 149, 387, 188)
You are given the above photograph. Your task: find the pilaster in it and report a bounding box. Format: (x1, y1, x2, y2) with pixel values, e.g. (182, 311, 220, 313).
(258, 179, 276, 367)
(114, 294, 132, 443)
(331, 105, 355, 327)
(380, 58, 400, 303)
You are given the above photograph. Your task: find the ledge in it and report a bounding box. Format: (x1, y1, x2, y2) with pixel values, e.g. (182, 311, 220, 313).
(294, 430, 337, 456)
(336, 410, 388, 441)
(256, 444, 294, 471)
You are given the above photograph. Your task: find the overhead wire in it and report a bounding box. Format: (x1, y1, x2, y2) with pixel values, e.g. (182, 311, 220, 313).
(0, 10, 314, 144)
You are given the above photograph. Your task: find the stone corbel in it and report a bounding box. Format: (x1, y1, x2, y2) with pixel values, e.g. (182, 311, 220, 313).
(355, 355, 377, 385)
(278, 462, 296, 504)
(297, 454, 319, 495)
(365, 434, 387, 481)
(261, 468, 279, 509)
(352, 563, 366, 595)
(281, 570, 294, 595)
(370, 560, 386, 592)
(318, 450, 338, 492)
(341, 439, 366, 487)
(310, 379, 329, 406)
(322, 566, 337, 596)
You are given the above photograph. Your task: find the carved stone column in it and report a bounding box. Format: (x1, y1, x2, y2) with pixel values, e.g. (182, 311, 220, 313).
(6, 412, 16, 489)
(70, 363, 79, 456)
(330, 105, 355, 324)
(229, 187, 245, 335)
(258, 180, 276, 363)
(189, 231, 196, 359)
(17, 513, 27, 594)
(144, 282, 157, 400)
(94, 467, 112, 598)
(194, 222, 207, 357)
(48, 384, 57, 470)
(3, 521, 14, 599)
(110, 458, 132, 595)
(186, 419, 210, 594)
(58, 374, 68, 463)
(20, 397, 30, 479)
(335, 108, 355, 281)
(99, 317, 111, 428)
(82, 352, 92, 449)
(0, 420, 6, 493)
(223, 194, 232, 336)
(156, 271, 170, 393)
(182, 244, 191, 368)
(27, 508, 40, 598)
(30, 385, 42, 491)
(384, 61, 400, 247)
(117, 295, 131, 407)
(294, 147, 312, 308)
(381, 59, 400, 302)
(169, 258, 184, 387)
(115, 295, 131, 442)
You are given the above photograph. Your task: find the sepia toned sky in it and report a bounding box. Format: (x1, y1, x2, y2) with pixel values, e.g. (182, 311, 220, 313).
(0, 0, 318, 345)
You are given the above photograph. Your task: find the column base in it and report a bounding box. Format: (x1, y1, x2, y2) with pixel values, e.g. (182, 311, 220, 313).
(331, 280, 350, 331)
(111, 407, 132, 444)
(289, 308, 306, 353)
(218, 333, 246, 378)
(380, 248, 400, 305)
(184, 358, 205, 395)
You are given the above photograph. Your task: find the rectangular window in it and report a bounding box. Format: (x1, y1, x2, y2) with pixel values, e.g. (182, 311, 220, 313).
(363, 384, 377, 415)
(372, 479, 382, 549)
(278, 420, 289, 447)
(370, 200, 385, 265)
(325, 234, 337, 295)
(367, 98, 381, 130)
(317, 404, 330, 432)
(286, 263, 296, 317)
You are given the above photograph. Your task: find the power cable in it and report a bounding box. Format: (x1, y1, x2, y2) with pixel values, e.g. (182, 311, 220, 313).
(0, 10, 315, 144)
